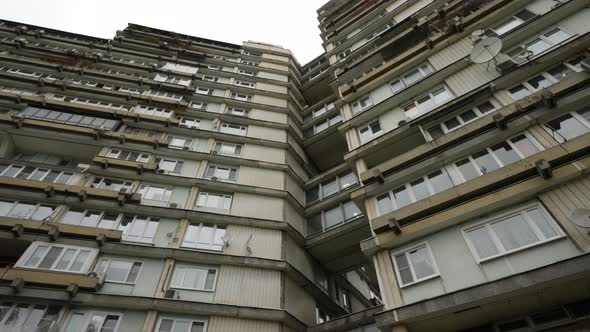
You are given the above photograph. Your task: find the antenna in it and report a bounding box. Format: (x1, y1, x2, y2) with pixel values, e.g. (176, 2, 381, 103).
(470, 37, 502, 63)
(570, 208, 590, 228)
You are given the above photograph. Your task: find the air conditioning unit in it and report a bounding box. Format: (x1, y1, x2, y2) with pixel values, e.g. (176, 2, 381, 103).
(182, 146, 190, 150)
(398, 119, 407, 126)
(164, 289, 179, 299)
(210, 150, 218, 155)
(157, 169, 166, 174)
(211, 176, 218, 182)
(169, 202, 179, 208)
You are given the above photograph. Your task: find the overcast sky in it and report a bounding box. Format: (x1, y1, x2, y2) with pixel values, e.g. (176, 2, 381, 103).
(2, 0, 327, 64)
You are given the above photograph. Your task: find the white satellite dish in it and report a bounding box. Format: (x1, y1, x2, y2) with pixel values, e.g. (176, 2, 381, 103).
(470, 37, 502, 64)
(570, 208, 590, 228)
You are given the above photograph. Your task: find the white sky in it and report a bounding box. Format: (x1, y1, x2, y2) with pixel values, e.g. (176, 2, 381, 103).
(2, 0, 327, 64)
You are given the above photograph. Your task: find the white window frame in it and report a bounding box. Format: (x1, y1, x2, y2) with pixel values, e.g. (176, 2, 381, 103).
(462, 202, 565, 263)
(118, 215, 160, 243)
(204, 164, 239, 181)
(225, 106, 250, 118)
(391, 242, 440, 287)
(105, 149, 152, 163)
(508, 59, 583, 101)
(134, 105, 173, 118)
(201, 75, 218, 82)
(95, 258, 143, 284)
(138, 184, 173, 204)
(195, 192, 233, 210)
(195, 87, 213, 95)
(507, 26, 574, 63)
(90, 177, 134, 193)
(238, 69, 257, 77)
(64, 311, 122, 332)
(214, 142, 243, 156)
(155, 316, 208, 332)
(543, 109, 590, 143)
(234, 80, 256, 88)
(156, 157, 184, 175)
(169, 264, 218, 292)
(220, 123, 247, 136)
(0, 302, 62, 329)
(16, 241, 98, 274)
(389, 62, 434, 94)
(357, 120, 383, 144)
(351, 95, 373, 114)
(181, 222, 227, 251)
(230, 91, 253, 102)
(402, 85, 454, 119)
(0, 199, 56, 221)
(168, 136, 195, 150)
(0, 163, 74, 185)
(162, 62, 198, 74)
(240, 60, 259, 67)
(189, 101, 208, 110)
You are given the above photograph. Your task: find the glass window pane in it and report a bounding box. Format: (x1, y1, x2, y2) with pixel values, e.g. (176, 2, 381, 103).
(343, 201, 362, 220)
(100, 315, 119, 332)
(526, 38, 551, 55)
(38, 246, 63, 269)
(306, 187, 319, 203)
(339, 172, 358, 189)
(394, 254, 413, 284)
(456, 158, 479, 181)
(25, 245, 48, 267)
(377, 194, 394, 215)
(467, 227, 499, 259)
(204, 270, 216, 290)
(174, 321, 190, 332)
(491, 214, 538, 251)
(158, 319, 174, 332)
(126, 261, 142, 282)
(0, 200, 13, 216)
(427, 125, 444, 140)
(443, 118, 461, 131)
(107, 260, 132, 282)
(410, 178, 431, 201)
(544, 28, 571, 45)
(307, 214, 323, 235)
(392, 186, 412, 209)
(428, 170, 453, 193)
(70, 250, 90, 272)
(432, 88, 452, 104)
(491, 142, 521, 166)
(408, 247, 435, 280)
(527, 75, 552, 91)
(509, 85, 531, 100)
(7, 202, 37, 219)
(65, 313, 86, 332)
(31, 205, 54, 221)
(459, 110, 478, 123)
(511, 135, 540, 157)
(322, 180, 339, 198)
(191, 322, 205, 332)
(324, 206, 344, 229)
(527, 208, 558, 239)
(55, 248, 77, 270)
(545, 114, 589, 142)
(390, 79, 405, 94)
(472, 150, 500, 174)
(477, 101, 496, 114)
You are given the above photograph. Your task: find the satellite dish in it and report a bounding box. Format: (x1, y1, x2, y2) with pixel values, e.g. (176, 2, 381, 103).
(470, 37, 502, 64)
(570, 208, 590, 228)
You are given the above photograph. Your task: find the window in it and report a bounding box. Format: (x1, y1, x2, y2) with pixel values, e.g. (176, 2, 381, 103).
(178, 117, 201, 129)
(61, 209, 121, 229)
(135, 105, 173, 118)
(402, 85, 454, 119)
(509, 59, 583, 101)
(214, 142, 242, 156)
(240, 60, 259, 67)
(306, 172, 358, 204)
(168, 136, 195, 150)
(17, 107, 119, 130)
(189, 101, 208, 110)
(201, 75, 218, 82)
(205, 164, 238, 181)
(389, 63, 434, 94)
(234, 80, 256, 88)
(154, 74, 191, 86)
(106, 149, 151, 163)
(225, 107, 250, 117)
(392, 243, 439, 287)
(118, 215, 159, 243)
(425, 99, 500, 140)
(122, 127, 164, 139)
(170, 264, 218, 291)
(488, 10, 535, 36)
(230, 91, 253, 102)
(195, 87, 213, 95)
(507, 27, 573, 63)
(337, 48, 352, 60)
(464, 204, 562, 262)
(0, 200, 55, 221)
(0, 302, 61, 330)
(238, 69, 257, 77)
(0, 163, 74, 184)
(451, 133, 540, 182)
(358, 120, 382, 144)
(544, 110, 590, 143)
(220, 123, 247, 136)
(351, 95, 373, 114)
(156, 157, 184, 175)
(242, 50, 262, 57)
(306, 201, 362, 236)
(156, 317, 207, 332)
(64, 311, 121, 332)
(310, 114, 342, 136)
(143, 90, 183, 102)
(182, 223, 227, 251)
(195, 192, 232, 210)
(138, 184, 173, 204)
(162, 62, 198, 74)
(16, 242, 98, 273)
(95, 259, 142, 284)
(90, 177, 133, 192)
(207, 64, 222, 71)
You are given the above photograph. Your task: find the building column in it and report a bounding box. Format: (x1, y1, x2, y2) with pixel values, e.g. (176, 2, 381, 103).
(141, 309, 159, 332)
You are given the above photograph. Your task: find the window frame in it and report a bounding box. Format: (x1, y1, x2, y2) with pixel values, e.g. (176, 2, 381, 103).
(357, 120, 383, 144)
(181, 222, 227, 252)
(351, 95, 374, 114)
(0, 199, 56, 221)
(16, 241, 98, 274)
(204, 163, 239, 181)
(507, 26, 575, 63)
(195, 192, 233, 210)
(155, 316, 208, 332)
(390, 242, 440, 288)
(95, 258, 143, 284)
(462, 202, 565, 263)
(169, 263, 219, 292)
(214, 142, 243, 156)
(64, 310, 123, 332)
(220, 123, 247, 136)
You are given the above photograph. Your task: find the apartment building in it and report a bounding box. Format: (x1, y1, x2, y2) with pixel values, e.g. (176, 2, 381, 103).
(0, 0, 589, 331)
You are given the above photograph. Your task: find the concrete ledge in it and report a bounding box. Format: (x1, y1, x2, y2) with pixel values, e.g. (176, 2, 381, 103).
(0, 287, 308, 331)
(0, 217, 122, 241)
(309, 305, 383, 332)
(375, 253, 590, 329)
(0, 267, 98, 289)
